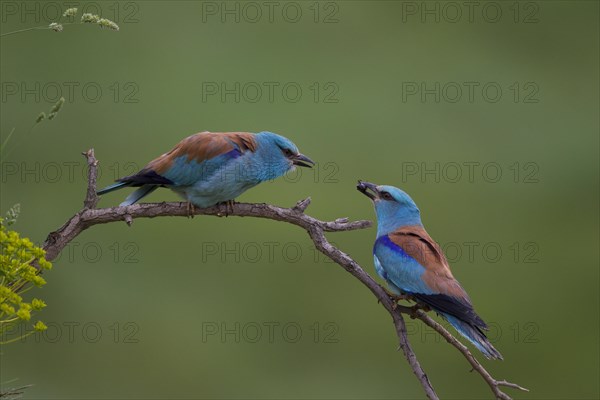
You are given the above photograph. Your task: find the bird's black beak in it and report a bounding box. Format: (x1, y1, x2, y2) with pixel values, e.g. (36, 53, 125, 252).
(357, 180, 379, 200)
(292, 153, 315, 168)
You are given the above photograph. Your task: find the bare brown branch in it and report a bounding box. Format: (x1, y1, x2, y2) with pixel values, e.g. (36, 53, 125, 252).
(82, 149, 99, 209)
(38, 149, 527, 399)
(413, 310, 529, 399)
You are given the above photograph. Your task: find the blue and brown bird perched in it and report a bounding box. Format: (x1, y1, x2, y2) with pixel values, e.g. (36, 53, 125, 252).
(97, 131, 314, 209)
(357, 181, 503, 360)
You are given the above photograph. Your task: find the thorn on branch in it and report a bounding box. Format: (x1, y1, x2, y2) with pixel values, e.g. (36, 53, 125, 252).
(293, 197, 311, 213)
(496, 380, 530, 392)
(124, 214, 133, 226)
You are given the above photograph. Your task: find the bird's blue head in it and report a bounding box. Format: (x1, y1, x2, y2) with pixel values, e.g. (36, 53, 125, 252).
(253, 131, 314, 180)
(357, 181, 423, 236)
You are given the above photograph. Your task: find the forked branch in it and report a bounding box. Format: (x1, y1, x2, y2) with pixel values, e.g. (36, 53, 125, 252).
(39, 149, 527, 399)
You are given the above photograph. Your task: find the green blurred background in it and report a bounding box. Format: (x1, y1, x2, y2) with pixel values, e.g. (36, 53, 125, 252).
(1, 1, 598, 398)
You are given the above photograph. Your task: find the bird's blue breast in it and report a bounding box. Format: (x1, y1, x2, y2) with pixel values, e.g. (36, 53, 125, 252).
(374, 235, 410, 257)
(373, 235, 434, 295)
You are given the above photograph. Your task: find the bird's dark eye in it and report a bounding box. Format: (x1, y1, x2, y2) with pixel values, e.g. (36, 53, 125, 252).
(283, 148, 294, 157)
(380, 191, 394, 201)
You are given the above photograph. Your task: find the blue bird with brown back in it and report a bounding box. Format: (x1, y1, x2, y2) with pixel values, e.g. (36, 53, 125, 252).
(357, 181, 503, 360)
(97, 131, 314, 209)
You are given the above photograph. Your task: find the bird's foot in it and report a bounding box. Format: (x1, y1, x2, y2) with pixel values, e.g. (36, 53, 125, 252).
(408, 304, 428, 319)
(216, 200, 235, 217)
(384, 287, 412, 303)
(379, 286, 413, 310)
(186, 202, 196, 218)
(226, 199, 235, 216)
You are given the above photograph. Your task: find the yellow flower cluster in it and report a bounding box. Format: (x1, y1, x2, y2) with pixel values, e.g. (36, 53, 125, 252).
(1, 216, 52, 344)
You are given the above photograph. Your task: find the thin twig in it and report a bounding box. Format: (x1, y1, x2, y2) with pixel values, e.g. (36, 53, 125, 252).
(0, 26, 50, 37)
(82, 149, 99, 209)
(0, 384, 33, 399)
(0, 22, 80, 38)
(414, 310, 529, 399)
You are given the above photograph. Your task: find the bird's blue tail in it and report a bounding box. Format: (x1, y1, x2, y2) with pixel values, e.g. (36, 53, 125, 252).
(97, 181, 159, 206)
(443, 313, 503, 360)
(97, 181, 130, 195)
(119, 185, 158, 206)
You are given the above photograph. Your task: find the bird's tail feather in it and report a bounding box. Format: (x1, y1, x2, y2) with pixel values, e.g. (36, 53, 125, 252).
(97, 181, 130, 195)
(443, 313, 503, 360)
(120, 185, 158, 206)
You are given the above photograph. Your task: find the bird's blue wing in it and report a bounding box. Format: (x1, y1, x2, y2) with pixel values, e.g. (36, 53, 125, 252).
(376, 226, 487, 328)
(119, 132, 258, 187)
(375, 225, 502, 359)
